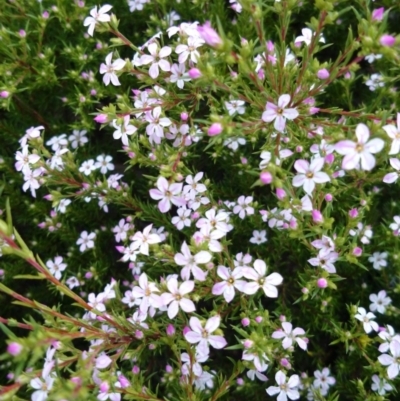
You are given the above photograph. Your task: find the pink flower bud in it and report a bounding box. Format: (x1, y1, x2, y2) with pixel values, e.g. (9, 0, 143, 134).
(380, 34, 396, 47)
(312, 210, 323, 223)
(99, 382, 110, 393)
(0, 91, 9, 98)
(240, 318, 250, 327)
(180, 112, 188, 121)
(257, 69, 265, 80)
(317, 278, 328, 288)
(289, 219, 298, 229)
(317, 69, 330, 79)
(42, 10, 49, 18)
(325, 193, 333, 202)
(296, 146, 303, 153)
(266, 40, 275, 53)
(237, 378, 244, 386)
(372, 7, 384, 22)
(325, 153, 334, 164)
(255, 316, 263, 323)
(95, 354, 112, 369)
(344, 72, 351, 79)
(165, 365, 173, 373)
(90, 89, 97, 96)
(353, 247, 362, 257)
(118, 374, 130, 388)
(166, 324, 175, 336)
(94, 114, 108, 123)
(309, 107, 320, 115)
(279, 315, 286, 322)
(348, 208, 358, 218)
(302, 287, 309, 294)
(241, 157, 247, 164)
(7, 342, 23, 356)
(188, 68, 202, 79)
(260, 171, 272, 184)
(276, 188, 286, 200)
(243, 339, 253, 348)
(208, 123, 223, 136)
(197, 21, 222, 48)
(280, 358, 290, 367)
(85, 272, 93, 279)
(132, 365, 140, 374)
(135, 330, 144, 339)
(19, 30, 26, 38)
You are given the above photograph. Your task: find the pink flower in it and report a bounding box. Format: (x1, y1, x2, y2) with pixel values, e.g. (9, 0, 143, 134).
(208, 123, 223, 136)
(212, 265, 246, 302)
(149, 176, 185, 213)
(188, 68, 202, 79)
(317, 68, 329, 79)
(372, 7, 384, 21)
(140, 43, 172, 79)
(99, 52, 126, 86)
(174, 241, 211, 281)
(272, 322, 307, 350)
(262, 94, 299, 132)
(184, 315, 227, 354)
(242, 259, 283, 297)
(380, 34, 396, 47)
(161, 277, 196, 318)
(197, 21, 222, 47)
(383, 158, 400, 183)
(292, 158, 330, 196)
(7, 342, 23, 356)
(335, 123, 384, 170)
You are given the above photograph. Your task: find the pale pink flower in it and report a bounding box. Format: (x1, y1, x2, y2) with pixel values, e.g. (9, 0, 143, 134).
(171, 207, 191, 230)
(308, 250, 338, 273)
(212, 266, 246, 302)
(197, 21, 222, 47)
(335, 123, 384, 170)
(369, 290, 391, 314)
(262, 94, 299, 132)
(145, 106, 172, 143)
(30, 372, 55, 401)
(242, 351, 269, 372)
(272, 322, 307, 350)
(140, 43, 171, 79)
(233, 196, 254, 219)
(15, 146, 40, 174)
(382, 113, 400, 154)
(242, 259, 283, 297)
(175, 36, 204, 64)
(378, 340, 400, 379)
(292, 158, 330, 196)
(130, 224, 161, 255)
(383, 158, 400, 183)
(46, 256, 67, 280)
(295, 27, 325, 46)
(83, 5, 112, 37)
(99, 52, 126, 86)
(131, 273, 162, 313)
(174, 241, 211, 281)
(170, 63, 191, 88)
(354, 307, 379, 333)
(161, 277, 195, 318)
(184, 315, 227, 353)
(77, 231, 96, 252)
(149, 176, 185, 213)
(112, 115, 137, 146)
(266, 370, 300, 401)
(313, 368, 336, 395)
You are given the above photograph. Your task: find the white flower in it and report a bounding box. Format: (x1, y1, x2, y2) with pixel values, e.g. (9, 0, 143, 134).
(46, 256, 67, 280)
(174, 241, 211, 281)
(15, 146, 40, 174)
(68, 129, 88, 149)
(266, 370, 300, 401)
(383, 113, 400, 155)
(242, 259, 283, 297)
(145, 106, 172, 144)
(99, 52, 126, 86)
(242, 351, 269, 372)
(95, 155, 114, 174)
(308, 250, 338, 274)
(77, 231, 96, 252)
(211, 266, 246, 302)
(354, 307, 378, 333)
(249, 230, 267, 245)
(140, 43, 171, 79)
(130, 224, 161, 255)
(233, 196, 254, 219)
(83, 5, 112, 37)
(225, 100, 246, 116)
(171, 207, 191, 230)
(335, 124, 384, 171)
(272, 322, 307, 350)
(389, 216, 400, 235)
(383, 158, 400, 183)
(46, 134, 68, 151)
(184, 315, 227, 354)
(161, 277, 195, 318)
(79, 159, 97, 176)
(112, 116, 137, 146)
(295, 28, 325, 46)
(131, 273, 162, 313)
(365, 54, 382, 63)
(149, 176, 185, 213)
(170, 63, 190, 88)
(30, 372, 55, 401)
(366, 73, 384, 91)
(292, 158, 330, 196)
(371, 374, 392, 395)
(175, 36, 204, 64)
(369, 290, 391, 314)
(378, 340, 400, 379)
(313, 368, 335, 396)
(262, 94, 299, 132)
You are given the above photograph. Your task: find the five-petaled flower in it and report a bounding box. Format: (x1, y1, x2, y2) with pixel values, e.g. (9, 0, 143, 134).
(262, 94, 299, 132)
(83, 4, 112, 37)
(100, 52, 126, 86)
(335, 123, 384, 171)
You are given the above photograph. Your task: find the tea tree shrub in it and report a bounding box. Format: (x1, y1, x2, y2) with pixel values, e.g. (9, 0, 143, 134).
(1, 1, 400, 400)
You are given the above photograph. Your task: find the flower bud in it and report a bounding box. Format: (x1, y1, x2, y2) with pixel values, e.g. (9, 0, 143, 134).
(276, 188, 286, 200)
(180, 112, 188, 121)
(188, 68, 202, 79)
(380, 34, 396, 47)
(325, 193, 333, 202)
(372, 7, 384, 22)
(353, 247, 362, 257)
(94, 114, 108, 123)
(132, 365, 140, 374)
(0, 91, 10, 98)
(7, 342, 23, 356)
(317, 278, 328, 288)
(260, 171, 272, 184)
(348, 208, 358, 218)
(198, 21, 222, 48)
(208, 123, 223, 136)
(255, 316, 263, 323)
(241, 317, 250, 327)
(99, 382, 110, 393)
(317, 69, 330, 79)
(312, 210, 324, 223)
